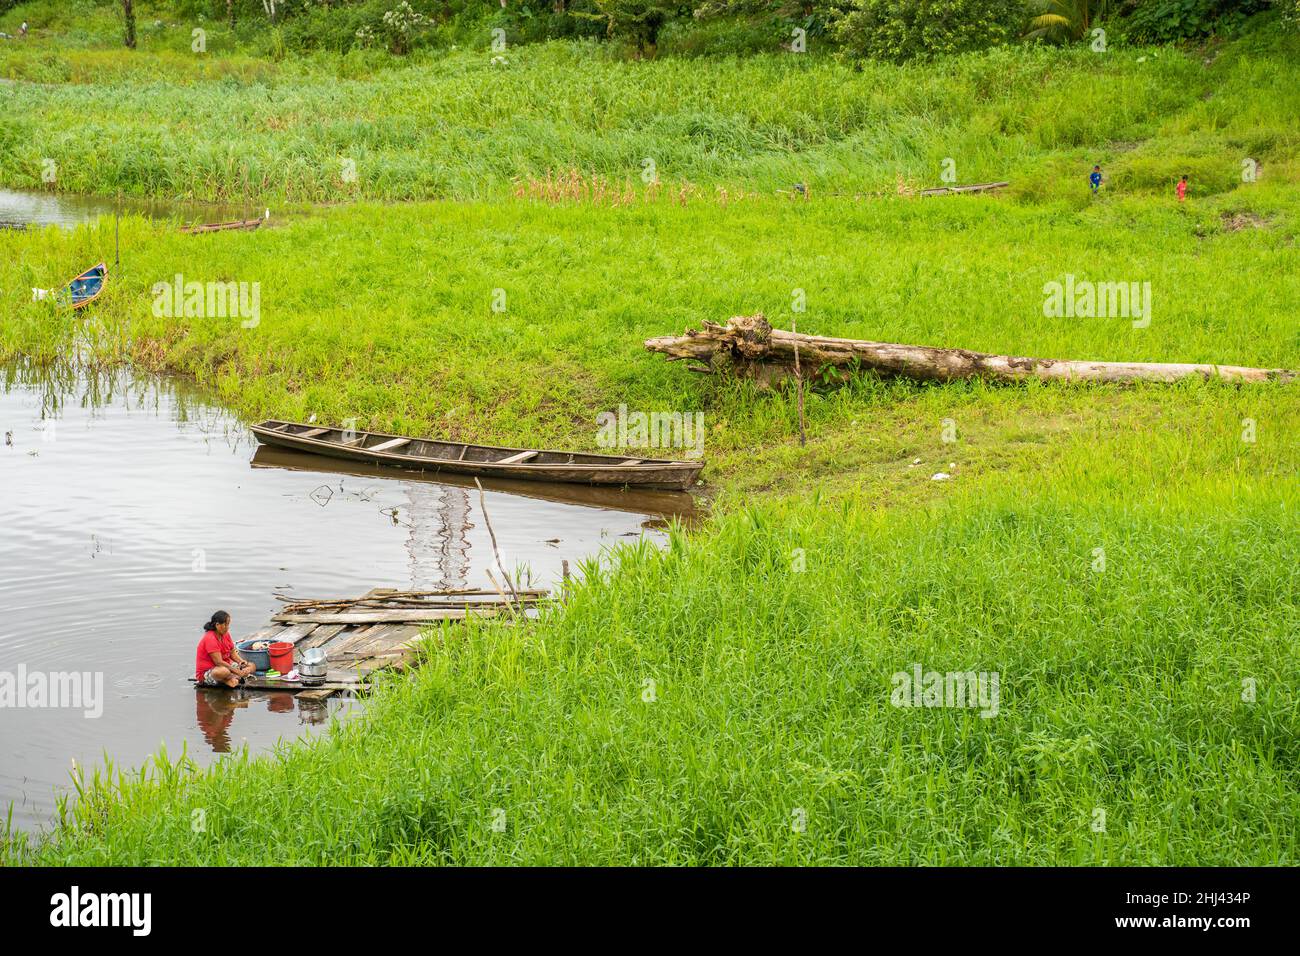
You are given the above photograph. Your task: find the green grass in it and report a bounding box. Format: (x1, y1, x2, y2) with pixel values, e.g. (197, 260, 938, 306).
(3, 191, 1297, 492)
(2, 13, 1298, 865)
(1, 12, 1297, 201)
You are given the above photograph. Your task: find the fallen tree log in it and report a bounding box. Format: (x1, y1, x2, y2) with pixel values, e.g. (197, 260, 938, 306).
(644, 314, 1296, 388)
(919, 181, 1010, 197)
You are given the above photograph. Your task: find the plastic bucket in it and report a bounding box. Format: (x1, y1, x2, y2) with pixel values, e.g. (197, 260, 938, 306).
(236, 640, 271, 673)
(268, 641, 295, 675)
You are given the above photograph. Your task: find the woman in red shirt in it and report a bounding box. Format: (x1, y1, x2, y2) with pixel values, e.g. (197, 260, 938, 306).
(195, 611, 254, 688)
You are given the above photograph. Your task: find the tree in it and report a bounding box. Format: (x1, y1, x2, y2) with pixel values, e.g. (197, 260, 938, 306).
(1024, 0, 1113, 43)
(834, 0, 1023, 62)
(578, 0, 682, 57)
(123, 0, 136, 48)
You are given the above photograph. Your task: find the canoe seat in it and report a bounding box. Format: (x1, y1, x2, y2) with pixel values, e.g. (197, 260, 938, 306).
(299, 427, 330, 439)
(617, 459, 643, 466)
(370, 437, 410, 453)
(496, 450, 539, 465)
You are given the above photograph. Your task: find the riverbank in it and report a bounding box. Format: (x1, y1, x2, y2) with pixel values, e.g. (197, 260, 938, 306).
(2, 13, 1299, 864)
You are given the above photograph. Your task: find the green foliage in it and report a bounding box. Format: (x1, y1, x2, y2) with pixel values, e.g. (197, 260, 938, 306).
(833, 0, 1025, 62)
(1024, 0, 1110, 42)
(575, 0, 689, 54)
(1123, 0, 1273, 42)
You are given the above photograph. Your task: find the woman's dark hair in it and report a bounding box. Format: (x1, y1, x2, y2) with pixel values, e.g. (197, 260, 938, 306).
(203, 610, 231, 632)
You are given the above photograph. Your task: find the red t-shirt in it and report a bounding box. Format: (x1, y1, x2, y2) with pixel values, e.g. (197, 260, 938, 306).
(1177, 180, 1188, 200)
(195, 629, 235, 680)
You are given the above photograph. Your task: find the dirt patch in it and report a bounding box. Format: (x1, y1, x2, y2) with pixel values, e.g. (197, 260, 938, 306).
(1220, 211, 1272, 232)
(1106, 140, 1146, 154)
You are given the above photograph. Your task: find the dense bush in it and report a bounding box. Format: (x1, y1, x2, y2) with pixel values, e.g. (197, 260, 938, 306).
(833, 0, 1026, 61)
(1, 0, 1288, 57)
(573, 0, 694, 54)
(1121, 0, 1274, 41)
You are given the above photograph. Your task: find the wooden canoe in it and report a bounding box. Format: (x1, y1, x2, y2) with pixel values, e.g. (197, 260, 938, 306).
(251, 420, 705, 490)
(180, 215, 265, 235)
(59, 262, 107, 310)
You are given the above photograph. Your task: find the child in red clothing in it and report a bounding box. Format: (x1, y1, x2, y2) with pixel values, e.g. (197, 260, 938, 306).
(1176, 175, 1189, 202)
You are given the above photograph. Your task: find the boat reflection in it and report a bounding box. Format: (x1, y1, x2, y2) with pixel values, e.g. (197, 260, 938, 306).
(249, 444, 703, 526)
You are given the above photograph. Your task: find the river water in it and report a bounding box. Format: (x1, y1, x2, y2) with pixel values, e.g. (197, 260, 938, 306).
(0, 360, 692, 831)
(0, 188, 262, 231)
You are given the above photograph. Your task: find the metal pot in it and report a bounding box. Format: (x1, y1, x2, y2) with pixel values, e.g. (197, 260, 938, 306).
(298, 648, 328, 683)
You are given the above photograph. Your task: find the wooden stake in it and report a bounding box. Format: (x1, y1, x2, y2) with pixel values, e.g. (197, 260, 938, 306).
(474, 478, 521, 611)
(792, 315, 806, 447)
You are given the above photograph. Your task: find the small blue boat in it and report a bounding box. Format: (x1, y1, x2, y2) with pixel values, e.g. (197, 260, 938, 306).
(59, 262, 107, 309)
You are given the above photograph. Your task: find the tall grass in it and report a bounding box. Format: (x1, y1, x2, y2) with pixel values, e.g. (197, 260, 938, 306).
(1, 24, 1297, 201)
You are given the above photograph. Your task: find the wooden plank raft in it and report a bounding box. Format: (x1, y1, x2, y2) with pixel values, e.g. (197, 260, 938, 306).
(212, 587, 547, 698)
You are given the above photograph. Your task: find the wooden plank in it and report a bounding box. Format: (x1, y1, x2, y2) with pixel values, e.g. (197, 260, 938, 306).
(346, 623, 403, 656)
(192, 677, 352, 693)
(496, 450, 538, 465)
(352, 623, 419, 658)
(335, 627, 425, 659)
(370, 437, 410, 453)
(271, 609, 490, 625)
(617, 459, 643, 466)
(297, 623, 347, 651)
(299, 426, 330, 439)
(332, 624, 393, 656)
(296, 688, 338, 702)
(272, 623, 318, 646)
(388, 624, 425, 647)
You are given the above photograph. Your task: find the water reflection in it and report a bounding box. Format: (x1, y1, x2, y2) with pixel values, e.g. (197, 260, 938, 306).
(0, 188, 261, 231)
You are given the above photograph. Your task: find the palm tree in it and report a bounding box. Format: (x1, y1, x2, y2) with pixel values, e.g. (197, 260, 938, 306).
(1025, 0, 1113, 43)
